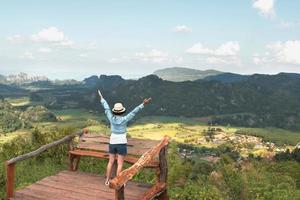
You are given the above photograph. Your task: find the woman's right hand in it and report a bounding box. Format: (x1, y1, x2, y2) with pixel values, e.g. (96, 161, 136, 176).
(143, 98, 152, 106)
(97, 90, 103, 100)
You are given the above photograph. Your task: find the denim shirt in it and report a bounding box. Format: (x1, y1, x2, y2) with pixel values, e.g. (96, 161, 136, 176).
(101, 99, 144, 134)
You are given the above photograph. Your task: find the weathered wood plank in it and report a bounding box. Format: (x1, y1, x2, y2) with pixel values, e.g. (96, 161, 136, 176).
(69, 150, 159, 168)
(77, 143, 156, 156)
(13, 171, 152, 200)
(109, 136, 169, 190)
(80, 135, 160, 148)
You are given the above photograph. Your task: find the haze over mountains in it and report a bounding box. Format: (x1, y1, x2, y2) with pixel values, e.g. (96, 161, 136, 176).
(3, 67, 300, 85)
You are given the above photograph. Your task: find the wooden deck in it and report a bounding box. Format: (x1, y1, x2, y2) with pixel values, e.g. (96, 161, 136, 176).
(11, 171, 151, 200)
(5, 131, 169, 200)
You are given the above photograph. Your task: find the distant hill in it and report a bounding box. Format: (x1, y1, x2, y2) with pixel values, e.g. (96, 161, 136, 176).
(202, 72, 300, 83)
(0, 83, 27, 97)
(153, 67, 223, 82)
(0, 74, 6, 84)
(202, 73, 250, 83)
(6, 72, 49, 85)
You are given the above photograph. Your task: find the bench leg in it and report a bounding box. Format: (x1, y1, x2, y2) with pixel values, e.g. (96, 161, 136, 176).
(157, 190, 168, 200)
(74, 156, 81, 171)
(69, 154, 81, 171)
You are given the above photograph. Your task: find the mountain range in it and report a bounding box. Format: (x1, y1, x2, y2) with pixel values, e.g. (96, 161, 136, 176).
(1, 67, 300, 130)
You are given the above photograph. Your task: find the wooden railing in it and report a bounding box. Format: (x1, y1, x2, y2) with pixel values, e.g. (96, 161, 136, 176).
(110, 136, 169, 200)
(5, 130, 83, 200)
(5, 131, 169, 200)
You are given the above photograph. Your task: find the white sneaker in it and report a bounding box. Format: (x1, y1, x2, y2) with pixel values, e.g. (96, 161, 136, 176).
(105, 180, 110, 186)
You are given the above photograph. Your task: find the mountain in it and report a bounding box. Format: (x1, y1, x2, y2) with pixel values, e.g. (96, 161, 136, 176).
(202, 73, 250, 83)
(0, 74, 6, 84)
(84, 75, 126, 89)
(202, 72, 300, 83)
(0, 83, 27, 97)
(153, 67, 223, 82)
(30, 73, 300, 130)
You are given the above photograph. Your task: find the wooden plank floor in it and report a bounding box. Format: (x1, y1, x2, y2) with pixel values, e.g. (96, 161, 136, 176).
(12, 171, 152, 200)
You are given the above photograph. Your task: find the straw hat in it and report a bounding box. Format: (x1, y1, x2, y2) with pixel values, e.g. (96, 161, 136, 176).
(112, 103, 126, 113)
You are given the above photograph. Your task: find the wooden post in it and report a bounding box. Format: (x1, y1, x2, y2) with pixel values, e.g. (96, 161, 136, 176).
(115, 185, 124, 200)
(6, 162, 15, 200)
(158, 145, 169, 200)
(113, 160, 124, 200)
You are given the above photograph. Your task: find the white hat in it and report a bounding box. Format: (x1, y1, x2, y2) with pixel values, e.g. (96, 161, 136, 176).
(112, 103, 126, 113)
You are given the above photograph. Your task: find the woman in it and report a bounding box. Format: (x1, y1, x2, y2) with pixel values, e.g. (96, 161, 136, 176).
(97, 90, 151, 185)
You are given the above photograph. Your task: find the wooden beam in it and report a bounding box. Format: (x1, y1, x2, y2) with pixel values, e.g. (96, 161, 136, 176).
(115, 185, 124, 200)
(6, 163, 15, 200)
(157, 145, 169, 200)
(158, 146, 168, 183)
(139, 182, 166, 200)
(7, 131, 83, 165)
(109, 136, 169, 190)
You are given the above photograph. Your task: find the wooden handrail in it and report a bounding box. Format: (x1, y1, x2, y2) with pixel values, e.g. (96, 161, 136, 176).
(5, 130, 83, 200)
(6, 130, 83, 165)
(139, 182, 166, 200)
(109, 136, 169, 190)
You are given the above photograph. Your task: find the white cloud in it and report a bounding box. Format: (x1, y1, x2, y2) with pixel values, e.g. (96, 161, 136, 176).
(31, 27, 74, 47)
(206, 56, 241, 65)
(267, 41, 300, 64)
(109, 49, 182, 64)
(186, 41, 240, 56)
(7, 34, 23, 44)
(38, 48, 52, 53)
(21, 52, 34, 60)
(172, 25, 192, 33)
(134, 49, 170, 63)
(253, 0, 275, 17)
(253, 40, 300, 65)
(32, 27, 64, 42)
(79, 53, 88, 57)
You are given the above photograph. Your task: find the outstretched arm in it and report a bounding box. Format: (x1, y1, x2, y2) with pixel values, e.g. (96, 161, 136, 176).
(123, 98, 151, 123)
(98, 90, 113, 121)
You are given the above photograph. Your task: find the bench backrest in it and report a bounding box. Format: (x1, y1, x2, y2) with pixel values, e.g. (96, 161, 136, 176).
(77, 133, 161, 157)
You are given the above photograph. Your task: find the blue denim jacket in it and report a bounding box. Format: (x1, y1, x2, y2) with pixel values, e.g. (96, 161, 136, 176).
(101, 99, 144, 134)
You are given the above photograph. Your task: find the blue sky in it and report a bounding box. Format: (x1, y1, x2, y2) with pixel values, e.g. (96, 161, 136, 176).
(1, 0, 300, 79)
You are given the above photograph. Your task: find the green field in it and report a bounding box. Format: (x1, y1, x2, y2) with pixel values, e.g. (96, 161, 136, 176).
(1, 106, 300, 199)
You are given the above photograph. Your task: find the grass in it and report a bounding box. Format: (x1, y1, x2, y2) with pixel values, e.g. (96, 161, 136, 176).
(236, 127, 300, 146)
(0, 130, 31, 144)
(5, 97, 30, 107)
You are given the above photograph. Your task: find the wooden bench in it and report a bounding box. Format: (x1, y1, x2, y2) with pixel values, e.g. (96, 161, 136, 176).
(5, 130, 169, 200)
